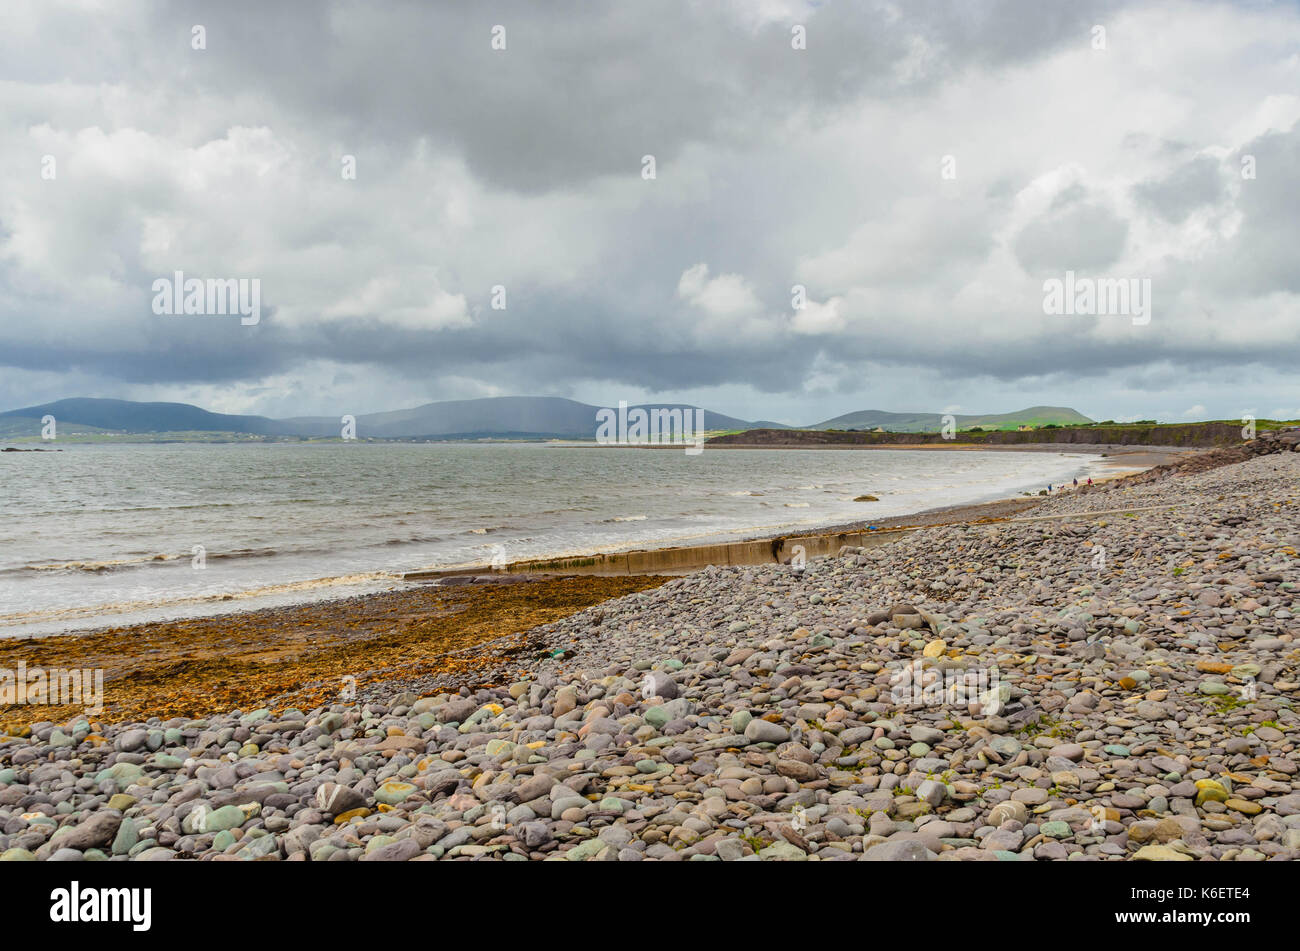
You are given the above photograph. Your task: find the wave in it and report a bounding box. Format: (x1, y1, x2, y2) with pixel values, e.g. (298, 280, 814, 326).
(18, 546, 301, 573)
(0, 570, 402, 626)
(381, 534, 444, 546)
(22, 553, 182, 573)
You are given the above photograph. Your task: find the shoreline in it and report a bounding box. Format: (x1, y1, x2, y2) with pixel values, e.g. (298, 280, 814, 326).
(406, 445, 1183, 580)
(1, 445, 1182, 640)
(0, 446, 1185, 726)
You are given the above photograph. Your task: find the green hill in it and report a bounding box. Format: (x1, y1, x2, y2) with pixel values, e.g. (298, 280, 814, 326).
(812, 405, 1092, 433)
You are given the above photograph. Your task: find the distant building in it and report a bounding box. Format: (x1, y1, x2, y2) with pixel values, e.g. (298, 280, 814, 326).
(1017, 424, 1035, 431)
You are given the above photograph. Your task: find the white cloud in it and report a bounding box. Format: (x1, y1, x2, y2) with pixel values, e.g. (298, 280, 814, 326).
(677, 263, 763, 318)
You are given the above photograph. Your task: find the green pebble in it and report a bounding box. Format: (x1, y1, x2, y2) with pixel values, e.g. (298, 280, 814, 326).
(205, 805, 247, 832)
(212, 830, 237, 851)
(566, 839, 606, 861)
(112, 818, 139, 856)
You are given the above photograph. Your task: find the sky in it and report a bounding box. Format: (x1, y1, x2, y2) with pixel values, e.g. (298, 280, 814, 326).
(1, 0, 1298, 426)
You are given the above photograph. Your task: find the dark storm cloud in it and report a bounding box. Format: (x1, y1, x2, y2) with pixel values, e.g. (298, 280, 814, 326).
(138, 0, 1124, 194)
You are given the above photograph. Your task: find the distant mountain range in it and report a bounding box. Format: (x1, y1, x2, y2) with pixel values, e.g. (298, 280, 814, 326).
(0, 397, 1092, 440)
(0, 397, 781, 440)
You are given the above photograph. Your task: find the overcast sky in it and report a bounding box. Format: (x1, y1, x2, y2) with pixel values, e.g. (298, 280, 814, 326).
(2, 0, 1298, 425)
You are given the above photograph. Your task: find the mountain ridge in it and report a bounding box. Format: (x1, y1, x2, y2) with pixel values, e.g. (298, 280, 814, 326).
(0, 396, 1093, 439)
(811, 405, 1092, 432)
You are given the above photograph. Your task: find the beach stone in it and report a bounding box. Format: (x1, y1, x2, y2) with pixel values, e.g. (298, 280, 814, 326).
(438, 698, 478, 724)
(203, 805, 248, 832)
(375, 781, 417, 806)
(52, 811, 121, 851)
(744, 719, 789, 744)
(988, 801, 1028, 827)
(1133, 845, 1193, 861)
(757, 841, 808, 861)
(862, 840, 934, 861)
(111, 818, 139, 856)
(641, 672, 678, 700)
(1194, 780, 1229, 807)
(316, 783, 366, 815)
(360, 838, 422, 862)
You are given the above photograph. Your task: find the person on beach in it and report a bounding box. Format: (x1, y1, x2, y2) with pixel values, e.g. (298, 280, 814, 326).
(1087, 477, 1093, 486)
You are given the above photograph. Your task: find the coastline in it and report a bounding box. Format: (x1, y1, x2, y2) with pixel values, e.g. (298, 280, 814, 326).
(1, 443, 1148, 639)
(0, 444, 1183, 727)
(406, 444, 1186, 580)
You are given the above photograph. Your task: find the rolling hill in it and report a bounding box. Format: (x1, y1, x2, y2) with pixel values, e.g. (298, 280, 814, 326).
(0, 396, 778, 440)
(811, 405, 1093, 432)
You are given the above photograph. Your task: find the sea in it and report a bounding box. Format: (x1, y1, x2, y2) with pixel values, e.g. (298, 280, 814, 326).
(0, 442, 1107, 637)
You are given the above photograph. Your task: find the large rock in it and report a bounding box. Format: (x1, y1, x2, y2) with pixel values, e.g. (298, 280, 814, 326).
(640, 671, 678, 700)
(53, 811, 122, 851)
(437, 697, 478, 724)
(744, 719, 789, 744)
(359, 838, 423, 861)
(315, 783, 366, 815)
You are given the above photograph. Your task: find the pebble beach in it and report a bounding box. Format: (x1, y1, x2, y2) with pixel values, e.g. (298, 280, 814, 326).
(2, 446, 1297, 862)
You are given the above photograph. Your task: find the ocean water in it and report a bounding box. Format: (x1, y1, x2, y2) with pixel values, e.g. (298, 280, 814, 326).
(0, 442, 1103, 636)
